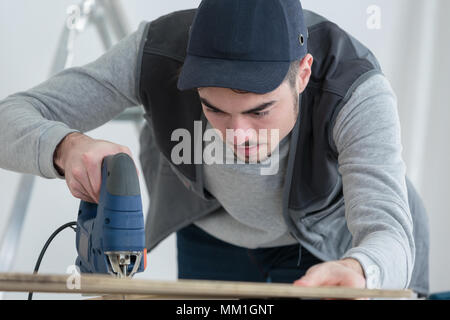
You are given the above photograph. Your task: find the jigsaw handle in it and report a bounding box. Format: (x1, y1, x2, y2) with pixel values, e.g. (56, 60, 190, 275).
(103, 153, 141, 198)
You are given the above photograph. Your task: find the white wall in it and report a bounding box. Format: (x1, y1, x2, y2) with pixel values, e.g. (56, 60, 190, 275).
(1, 0, 449, 299)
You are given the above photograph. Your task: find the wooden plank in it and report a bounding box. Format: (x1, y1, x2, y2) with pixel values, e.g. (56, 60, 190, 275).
(89, 294, 237, 300)
(0, 273, 416, 299)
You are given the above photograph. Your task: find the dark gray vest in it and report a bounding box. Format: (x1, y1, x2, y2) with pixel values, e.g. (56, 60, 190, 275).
(137, 9, 429, 295)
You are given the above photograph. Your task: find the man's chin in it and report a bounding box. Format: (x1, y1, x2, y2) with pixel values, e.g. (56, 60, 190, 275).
(233, 148, 272, 164)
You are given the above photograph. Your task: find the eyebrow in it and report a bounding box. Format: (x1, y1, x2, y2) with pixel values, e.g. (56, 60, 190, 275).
(199, 97, 277, 114)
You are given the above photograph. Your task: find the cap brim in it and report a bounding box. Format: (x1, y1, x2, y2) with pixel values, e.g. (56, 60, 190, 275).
(177, 55, 291, 94)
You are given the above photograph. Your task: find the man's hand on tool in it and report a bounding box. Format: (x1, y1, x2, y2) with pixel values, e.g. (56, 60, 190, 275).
(53, 132, 135, 204)
(293, 258, 366, 288)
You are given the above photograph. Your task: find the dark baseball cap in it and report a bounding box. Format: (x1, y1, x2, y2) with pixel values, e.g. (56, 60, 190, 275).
(177, 0, 308, 94)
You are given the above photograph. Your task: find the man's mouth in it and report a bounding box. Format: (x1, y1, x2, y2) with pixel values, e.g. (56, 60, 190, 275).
(235, 144, 260, 157)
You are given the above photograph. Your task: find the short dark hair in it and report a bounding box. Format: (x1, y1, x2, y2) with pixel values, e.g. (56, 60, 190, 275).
(285, 59, 301, 89)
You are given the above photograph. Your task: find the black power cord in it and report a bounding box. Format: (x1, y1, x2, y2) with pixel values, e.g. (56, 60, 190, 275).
(27, 221, 77, 300)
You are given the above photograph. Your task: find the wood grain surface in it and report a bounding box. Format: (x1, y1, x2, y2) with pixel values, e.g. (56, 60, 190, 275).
(0, 273, 416, 300)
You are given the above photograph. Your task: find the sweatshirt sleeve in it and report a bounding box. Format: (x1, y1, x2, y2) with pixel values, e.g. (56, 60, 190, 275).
(0, 21, 149, 179)
(333, 73, 415, 289)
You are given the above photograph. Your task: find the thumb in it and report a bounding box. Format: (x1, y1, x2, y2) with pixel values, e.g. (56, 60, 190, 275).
(293, 265, 331, 287)
(293, 278, 313, 287)
(294, 275, 317, 287)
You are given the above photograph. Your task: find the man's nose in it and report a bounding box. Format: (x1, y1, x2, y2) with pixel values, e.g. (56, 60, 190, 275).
(226, 117, 255, 145)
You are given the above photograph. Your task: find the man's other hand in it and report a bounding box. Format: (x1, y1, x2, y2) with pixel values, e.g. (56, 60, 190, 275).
(293, 258, 366, 288)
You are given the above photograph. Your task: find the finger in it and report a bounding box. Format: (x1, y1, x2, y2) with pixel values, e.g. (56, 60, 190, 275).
(82, 153, 102, 203)
(80, 170, 99, 204)
(293, 264, 336, 287)
(70, 165, 97, 203)
(119, 146, 133, 158)
(68, 178, 96, 203)
(75, 189, 95, 203)
(72, 165, 98, 204)
(294, 262, 365, 288)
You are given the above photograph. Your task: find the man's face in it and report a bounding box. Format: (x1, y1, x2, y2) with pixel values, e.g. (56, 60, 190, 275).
(198, 80, 299, 163)
(197, 55, 313, 164)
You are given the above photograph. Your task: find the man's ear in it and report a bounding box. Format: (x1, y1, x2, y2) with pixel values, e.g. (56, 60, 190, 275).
(297, 54, 313, 92)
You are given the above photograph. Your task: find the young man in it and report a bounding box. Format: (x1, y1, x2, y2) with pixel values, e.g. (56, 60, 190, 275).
(0, 0, 429, 295)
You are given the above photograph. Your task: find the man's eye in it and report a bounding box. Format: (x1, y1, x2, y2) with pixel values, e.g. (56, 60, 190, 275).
(253, 111, 269, 118)
(206, 108, 222, 114)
